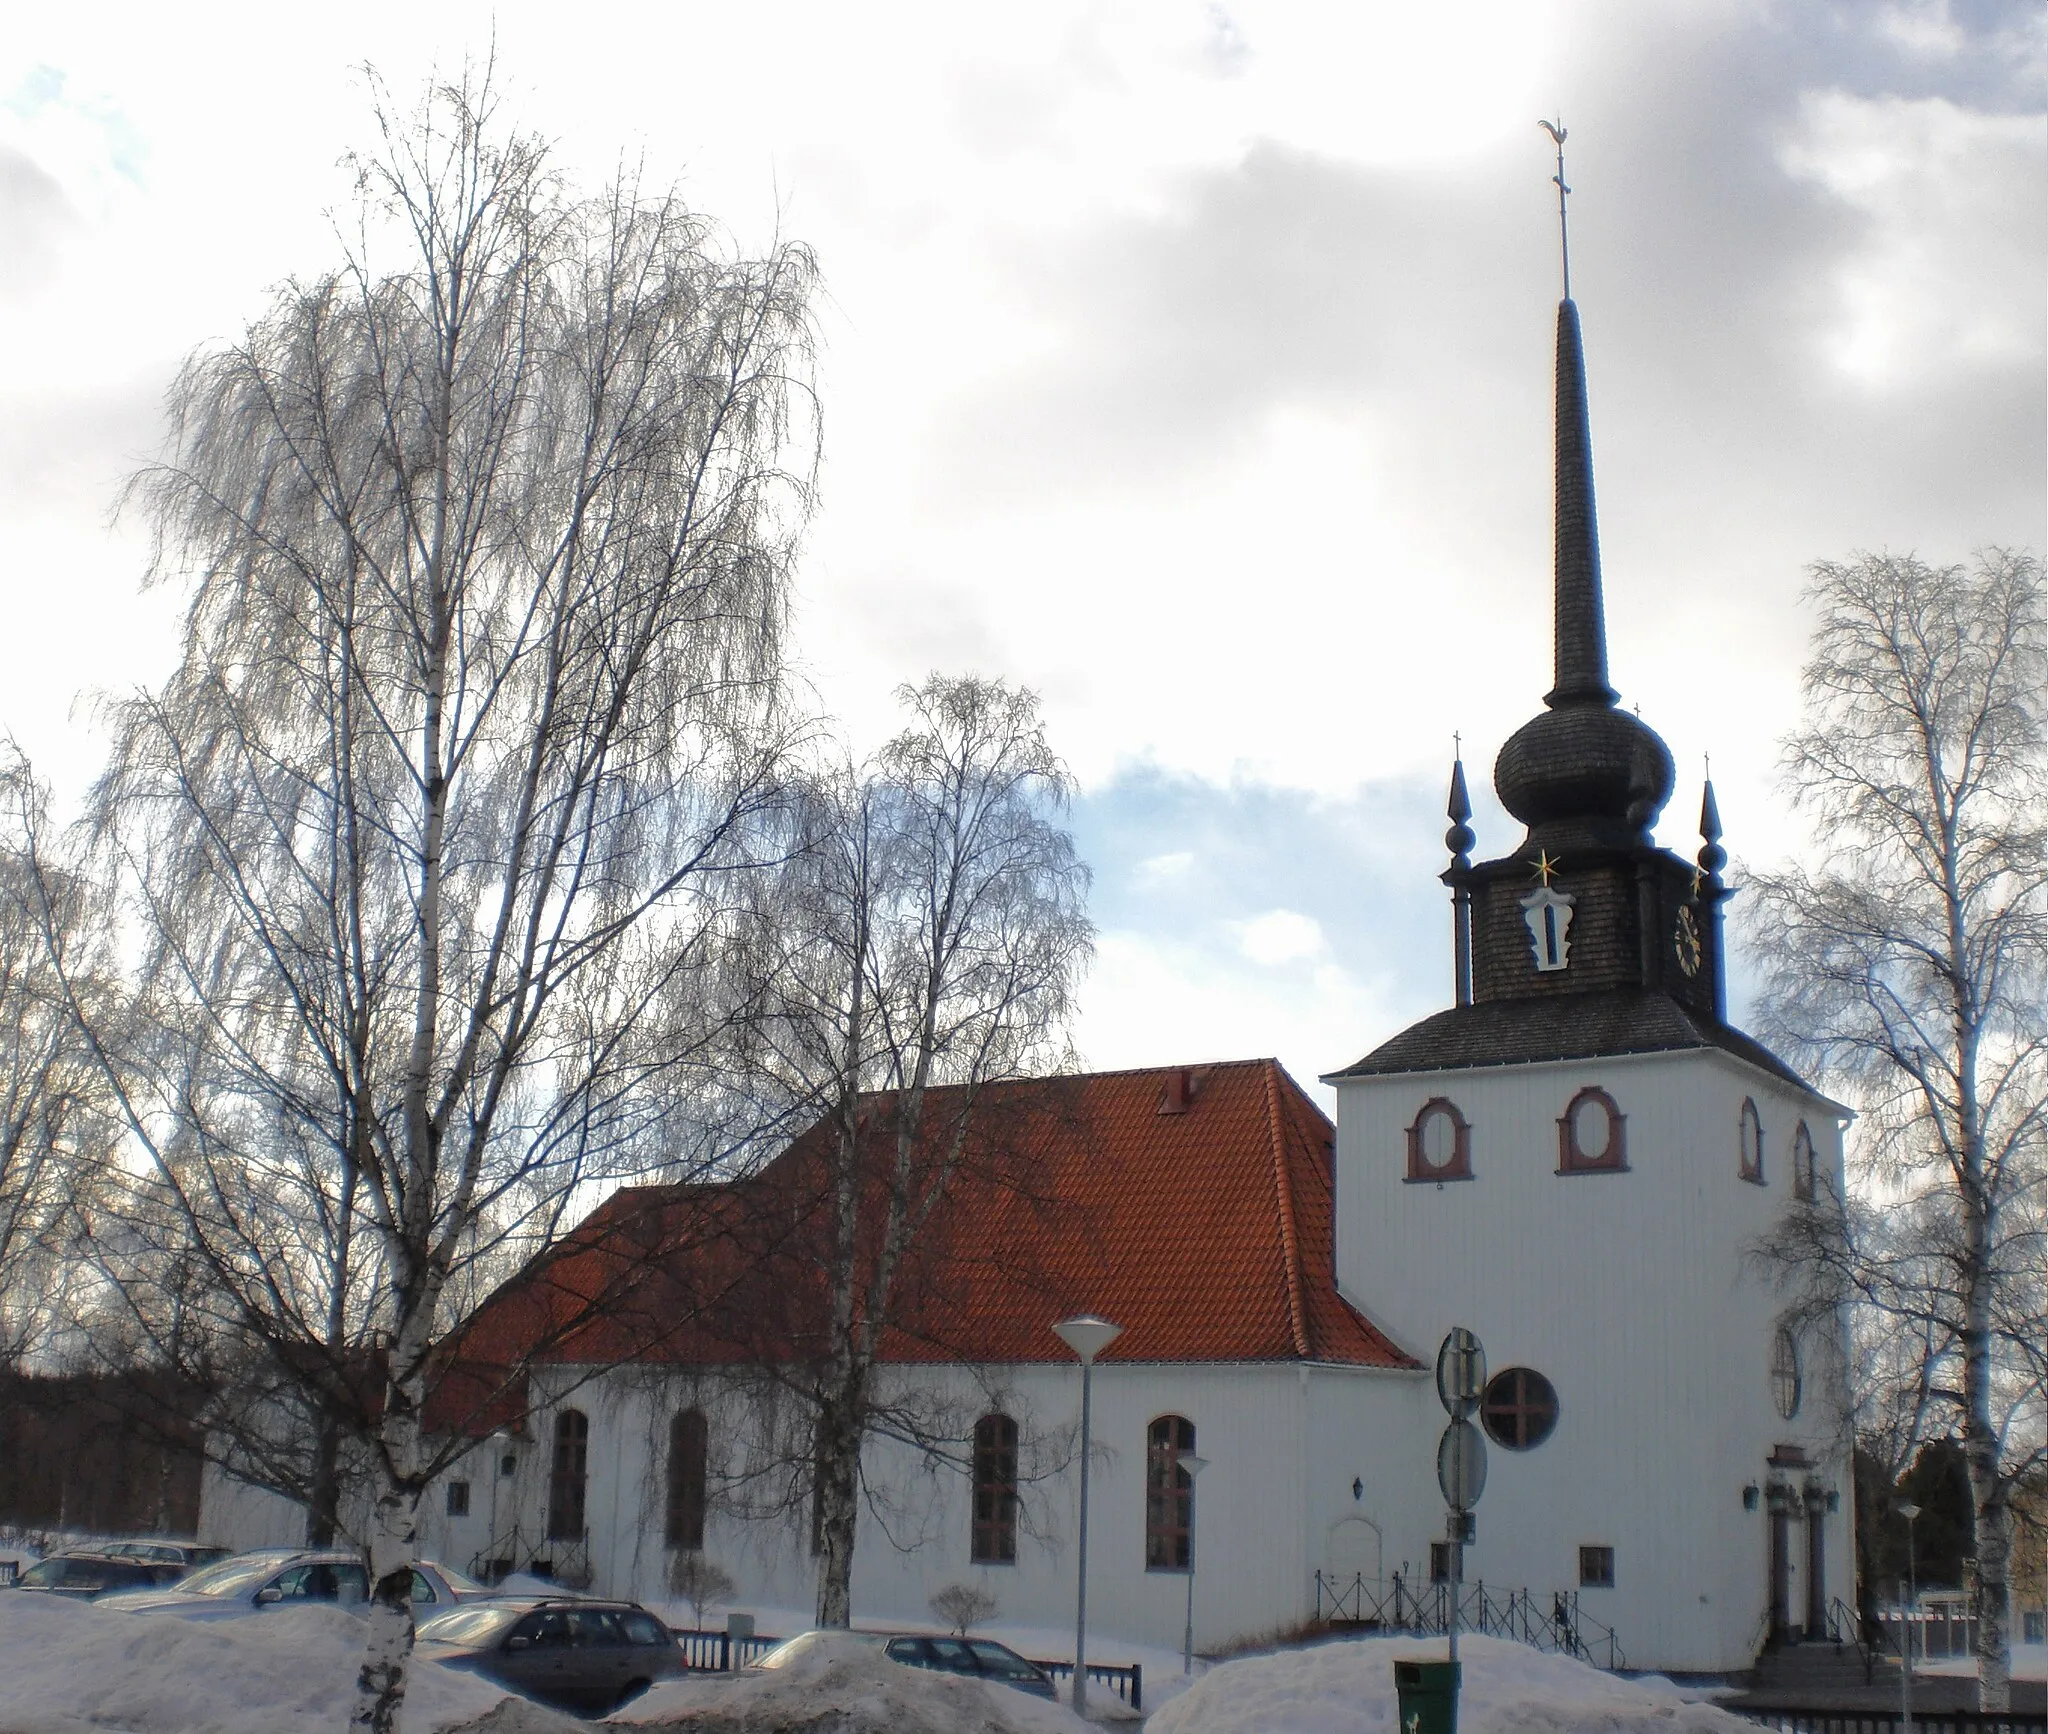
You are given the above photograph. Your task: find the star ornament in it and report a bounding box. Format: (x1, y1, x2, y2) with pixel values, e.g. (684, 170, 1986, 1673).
(1689, 862, 1706, 897)
(1529, 850, 1561, 887)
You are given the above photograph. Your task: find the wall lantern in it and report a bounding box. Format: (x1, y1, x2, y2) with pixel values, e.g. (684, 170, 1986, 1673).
(1352, 1478, 1364, 1502)
(1742, 1484, 1760, 1512)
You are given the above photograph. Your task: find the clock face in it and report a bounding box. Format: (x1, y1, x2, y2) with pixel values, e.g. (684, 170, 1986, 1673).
(1673, 904, 1703, 977)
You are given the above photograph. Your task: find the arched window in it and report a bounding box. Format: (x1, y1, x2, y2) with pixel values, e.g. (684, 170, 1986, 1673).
(1406, 1098, 1473, 1183)
(1480, 1367, 1559, 1450)
(971, 1414, 1018, 1564)
(1738, 1098, 1765, 1184)
(1145, 1416, 1196, 1571)
(1557, 1087, 1626, 1174)
(547, 1409, 589, 1543)
(1792, 1121, 1817, 1202)
(666, 1409, 708, 1549)
(1771, 1328, 1803, 1420)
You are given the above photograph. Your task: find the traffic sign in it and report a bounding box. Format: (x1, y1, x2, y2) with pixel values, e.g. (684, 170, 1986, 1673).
(1435, 1327, 1486, 1420)
(1436, 1418, 1488, 1511)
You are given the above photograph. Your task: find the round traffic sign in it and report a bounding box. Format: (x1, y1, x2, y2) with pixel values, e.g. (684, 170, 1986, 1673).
(1437, 1418, 1488, 1510)
(1435, 1326, 1487, 1420)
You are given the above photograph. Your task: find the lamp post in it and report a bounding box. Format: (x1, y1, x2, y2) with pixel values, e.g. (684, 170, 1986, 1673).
(1054, 1314, 1121, 1719)
(1178, 1451, 1209, 1675)
(1897, 1500, 1920, 1733)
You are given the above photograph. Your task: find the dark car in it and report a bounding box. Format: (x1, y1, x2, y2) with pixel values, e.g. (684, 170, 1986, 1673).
(417, 1597, 686, 1714)
(10, 1552, 185, 1600)
(882, 1634, 1059, 1699)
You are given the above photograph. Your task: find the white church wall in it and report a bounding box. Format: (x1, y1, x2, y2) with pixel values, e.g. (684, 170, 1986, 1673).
(1333, 1047, 1855, 1673)
(496, 1357, 1427, 1655)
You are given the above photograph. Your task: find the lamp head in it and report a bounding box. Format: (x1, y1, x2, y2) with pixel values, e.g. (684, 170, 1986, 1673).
(1897, 1500, 1921, 1522)
(1053, 1315, 1123, 1364)
(1177, 1452, 1210, 1478)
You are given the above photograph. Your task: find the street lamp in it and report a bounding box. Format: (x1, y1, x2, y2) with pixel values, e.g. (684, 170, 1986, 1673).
(1177, 1451, 1209, 1675)
(1897, 1500, 1920, 1733)
(1054, 1314, 1121, 1719)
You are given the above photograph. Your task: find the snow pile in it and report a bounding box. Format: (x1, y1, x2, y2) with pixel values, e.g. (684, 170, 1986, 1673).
(611, 1629, 1089, 1734)
(0, 1590, 577, 1734)
(1145, 1634, 1756, 1734)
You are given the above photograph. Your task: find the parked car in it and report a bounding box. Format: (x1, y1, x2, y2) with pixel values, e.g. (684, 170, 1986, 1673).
(96, 1548, 488, 1619)
(879, 1634, 1059, 1700)
(752, 1629, 1058, 1701)
(10, 1552, 186, 1600)
(416, 1597, 686, 1713)
(97, 1540, 233, 1571)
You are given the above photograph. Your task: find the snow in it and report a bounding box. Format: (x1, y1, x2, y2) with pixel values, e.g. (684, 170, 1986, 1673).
(610, 1629, 1092, 1734)
(1144, 1634, 1761, 1734)
(0, 1589, 577, 1734)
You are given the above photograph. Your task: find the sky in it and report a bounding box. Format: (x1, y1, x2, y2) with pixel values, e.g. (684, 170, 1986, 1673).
(1, 0, 2041, 1100)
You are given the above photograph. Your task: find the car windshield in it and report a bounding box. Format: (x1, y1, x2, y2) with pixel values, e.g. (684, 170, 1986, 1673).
(418, 1604, 522, 1646)
(175, 1556, 291, 1597)
(966, 1641, 1041, 1680)
(18, 1559, 67, 1588)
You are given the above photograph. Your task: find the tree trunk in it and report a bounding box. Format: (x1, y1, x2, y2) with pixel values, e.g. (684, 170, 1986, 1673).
(348, 1305, 434, 1734)
(308, 1411, 343, 1548)
(813, 1398, 861, 1629)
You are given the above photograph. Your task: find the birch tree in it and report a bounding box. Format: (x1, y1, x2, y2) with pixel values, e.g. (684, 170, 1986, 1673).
(731, 676, 1091, 1628)
(1747, 549, 2047, 1711)
(60, 67, 817, 1733)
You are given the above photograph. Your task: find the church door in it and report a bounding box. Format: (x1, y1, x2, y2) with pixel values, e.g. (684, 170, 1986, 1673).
(1805, 1498, 1827, 1637)
(1768, 1508, 1792, 1644)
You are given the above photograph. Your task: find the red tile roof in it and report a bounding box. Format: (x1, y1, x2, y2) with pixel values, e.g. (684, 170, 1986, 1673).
(431, 1059, 1416, 1430)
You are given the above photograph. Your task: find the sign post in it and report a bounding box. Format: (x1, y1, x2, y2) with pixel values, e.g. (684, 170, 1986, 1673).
(1433, 1329, 1487, 1673)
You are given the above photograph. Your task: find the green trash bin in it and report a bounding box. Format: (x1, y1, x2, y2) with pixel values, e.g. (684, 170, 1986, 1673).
(1392, 1658, 1460, 1734)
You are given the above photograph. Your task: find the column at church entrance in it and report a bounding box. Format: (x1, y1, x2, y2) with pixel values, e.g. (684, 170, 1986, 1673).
(1804, 1485, 1828, 1637)
(1767, 1482, 1797, 1644)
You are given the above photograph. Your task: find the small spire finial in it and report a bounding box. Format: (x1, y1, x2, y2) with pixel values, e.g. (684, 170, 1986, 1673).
(1539, 118, 1571, 301)
(1698, 772, 1727, 880)
(1446, 753, 1476, 868)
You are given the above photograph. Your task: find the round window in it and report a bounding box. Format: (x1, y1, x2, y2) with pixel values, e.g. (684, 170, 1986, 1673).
(1771, 1329, 1802, 1420)
(1418, 1109, 1457, 1168)
(1406, 1099, 1470, 1182)
(1480, 1367, 1559, 1451)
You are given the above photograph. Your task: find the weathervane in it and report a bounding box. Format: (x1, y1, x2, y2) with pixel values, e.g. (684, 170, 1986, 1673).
(1539, 118, 1571, 300)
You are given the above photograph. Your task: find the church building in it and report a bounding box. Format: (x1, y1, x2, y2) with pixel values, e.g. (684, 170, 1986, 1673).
(201, 274, 1856, 1680)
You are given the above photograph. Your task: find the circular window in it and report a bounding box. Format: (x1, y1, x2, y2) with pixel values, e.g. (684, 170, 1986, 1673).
(1419, 1109, 1456, 1167)
(1480, 1367, 1559, 1451)
(1771, 1329, 1802, 1420)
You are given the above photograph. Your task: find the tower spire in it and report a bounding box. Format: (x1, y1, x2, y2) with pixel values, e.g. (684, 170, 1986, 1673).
(1493, 129, 1673, 851)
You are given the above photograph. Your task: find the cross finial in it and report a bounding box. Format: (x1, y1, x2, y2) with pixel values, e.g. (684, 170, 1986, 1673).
(1539, 118, 1571, 301)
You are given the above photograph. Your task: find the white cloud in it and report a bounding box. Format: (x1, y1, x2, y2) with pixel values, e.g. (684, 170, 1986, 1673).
(1779, 90, 2046, 387)
(1233, 907, 1326, 965)
(1134, 849, 1195, 885)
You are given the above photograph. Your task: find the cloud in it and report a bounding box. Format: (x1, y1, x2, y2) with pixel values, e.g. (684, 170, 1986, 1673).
(1234, 907, 1325, 964)
(0, 145, 76, 299)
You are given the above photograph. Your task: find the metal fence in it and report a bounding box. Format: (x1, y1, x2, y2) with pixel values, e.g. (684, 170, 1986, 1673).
(669, 1628, 781, 1671)
(1738, 1711, 2047, 1734)
(1314, 1571, 1626, 1671)
(1030, 1658, 1143, 1710)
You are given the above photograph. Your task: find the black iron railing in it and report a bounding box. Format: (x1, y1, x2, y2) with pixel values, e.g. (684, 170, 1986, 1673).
(1031, 1658, 1143, 1710)
(1738, 1711, 2046, 1733)
(1314, 1570, 1626, 1671)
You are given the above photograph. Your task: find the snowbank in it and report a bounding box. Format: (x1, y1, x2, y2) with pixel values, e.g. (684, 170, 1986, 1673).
(611, 1629, 1090, 1734)
(1145, 1634, 1758, 1734)
(0, 1591, 577, 1734)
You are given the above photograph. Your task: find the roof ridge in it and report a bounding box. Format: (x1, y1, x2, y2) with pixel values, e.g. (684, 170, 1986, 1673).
(1263, 1060, 1312, 1359)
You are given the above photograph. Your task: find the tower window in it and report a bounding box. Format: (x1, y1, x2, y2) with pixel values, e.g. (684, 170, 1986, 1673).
(1557, 1087, 1626, 1174)
(1145, 1416, 1196, 1571)
(1481, 1367, 1559, 1451)
(1738, 1099, 1765, 1184)
(1792, 1121, 1817, 1202)
(1405, 1098, 1473, 1184)
(1519, 884, 1577, 972)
